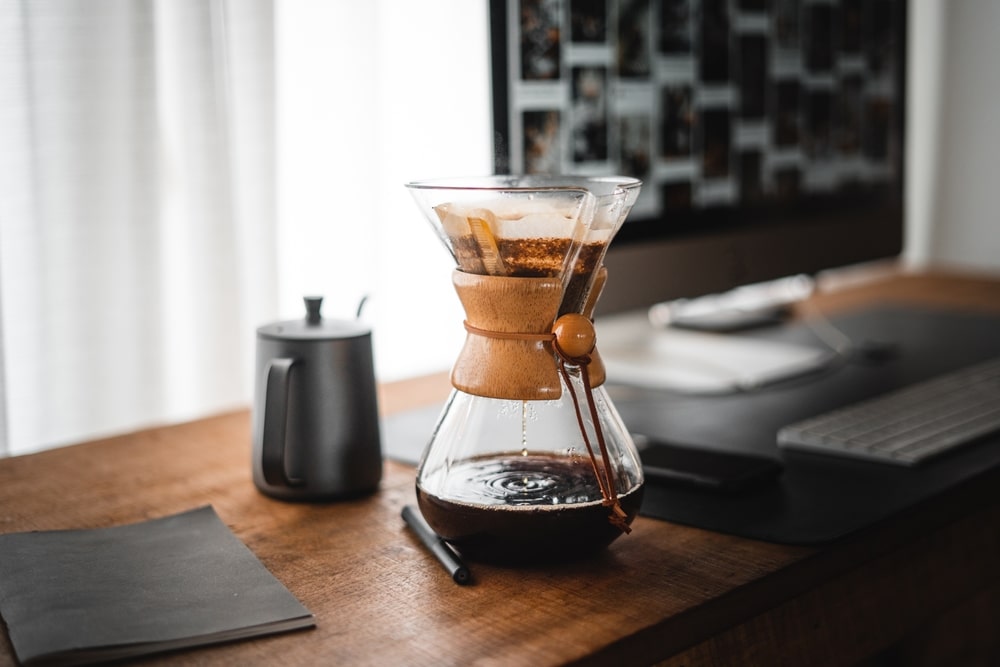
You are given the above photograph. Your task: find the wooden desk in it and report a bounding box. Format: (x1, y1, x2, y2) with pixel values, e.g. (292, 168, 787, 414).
(2, 269, 999, 666)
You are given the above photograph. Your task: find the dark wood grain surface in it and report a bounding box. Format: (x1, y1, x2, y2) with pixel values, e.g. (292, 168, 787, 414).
(1, 268, 999, 666)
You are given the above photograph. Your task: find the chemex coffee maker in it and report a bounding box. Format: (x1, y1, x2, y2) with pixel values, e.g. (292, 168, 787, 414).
(405, 175, 644, 563)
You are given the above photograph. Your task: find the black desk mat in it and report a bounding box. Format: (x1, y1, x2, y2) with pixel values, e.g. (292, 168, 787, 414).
(383, 304, 1000, 545)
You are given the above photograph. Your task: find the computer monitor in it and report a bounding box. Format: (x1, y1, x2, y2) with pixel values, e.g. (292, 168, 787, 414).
(489, 0, 906, 317)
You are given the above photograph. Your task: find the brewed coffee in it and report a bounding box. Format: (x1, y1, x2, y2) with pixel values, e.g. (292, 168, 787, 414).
(417, 453, 643, 563)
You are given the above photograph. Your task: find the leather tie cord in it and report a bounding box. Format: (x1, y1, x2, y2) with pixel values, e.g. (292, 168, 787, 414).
(462, 320, 631, 534)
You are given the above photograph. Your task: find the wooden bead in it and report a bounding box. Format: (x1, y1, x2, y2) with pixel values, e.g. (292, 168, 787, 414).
(553, 314, 596, 358)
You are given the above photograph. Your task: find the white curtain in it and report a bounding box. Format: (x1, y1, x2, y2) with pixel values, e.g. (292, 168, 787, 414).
(0, 0, 491, 455)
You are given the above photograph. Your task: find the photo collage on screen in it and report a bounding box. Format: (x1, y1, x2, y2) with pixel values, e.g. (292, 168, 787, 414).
(507, 0, 900, 219)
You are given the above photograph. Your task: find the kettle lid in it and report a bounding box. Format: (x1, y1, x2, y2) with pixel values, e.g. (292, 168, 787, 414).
(256, 296, 371, 340)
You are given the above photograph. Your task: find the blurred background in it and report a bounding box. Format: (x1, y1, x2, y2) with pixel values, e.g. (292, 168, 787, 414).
(0, 0, 997, 455)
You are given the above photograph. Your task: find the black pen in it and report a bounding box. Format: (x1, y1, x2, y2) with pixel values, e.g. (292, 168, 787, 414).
(401, 504, 471, 585)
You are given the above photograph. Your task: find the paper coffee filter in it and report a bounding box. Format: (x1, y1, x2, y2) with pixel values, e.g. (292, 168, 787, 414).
(492, 214, 576, 239)
(582, 227, 614, 243)
(435, 204, 469, 238)
(436, 199, 585, 240)
(418, 177, 639, 280)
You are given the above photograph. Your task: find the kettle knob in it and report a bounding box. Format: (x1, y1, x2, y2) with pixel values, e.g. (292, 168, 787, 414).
(304, 296, 323, 324)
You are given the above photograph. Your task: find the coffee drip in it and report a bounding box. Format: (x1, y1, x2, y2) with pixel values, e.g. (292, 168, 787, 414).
(406, 176, 643, 564)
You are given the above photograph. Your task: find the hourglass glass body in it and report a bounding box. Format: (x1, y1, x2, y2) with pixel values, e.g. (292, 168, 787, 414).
(406, 176, 643, 564)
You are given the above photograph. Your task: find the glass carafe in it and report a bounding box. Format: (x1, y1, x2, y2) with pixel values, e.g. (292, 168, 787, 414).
(405, 175, 643, 564)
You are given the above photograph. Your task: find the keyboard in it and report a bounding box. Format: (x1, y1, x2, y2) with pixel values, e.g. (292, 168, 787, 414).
(777, 356, 1000, 466)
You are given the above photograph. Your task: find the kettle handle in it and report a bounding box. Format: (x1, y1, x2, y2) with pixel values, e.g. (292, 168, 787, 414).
(261, 358, 304, 487)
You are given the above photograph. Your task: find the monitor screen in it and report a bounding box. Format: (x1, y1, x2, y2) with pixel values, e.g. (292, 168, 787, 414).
(489, 0, 906, 315)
